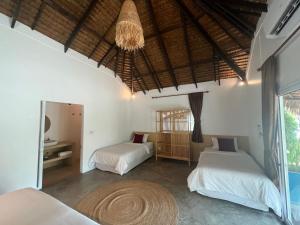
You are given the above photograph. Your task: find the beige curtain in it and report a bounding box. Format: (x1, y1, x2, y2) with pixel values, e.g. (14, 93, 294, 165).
(261, 56, 279, 181)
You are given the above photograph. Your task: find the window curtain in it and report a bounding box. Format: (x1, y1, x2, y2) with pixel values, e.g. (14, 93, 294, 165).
(261, 56, 279, 182)
(188, 92, 203, 143)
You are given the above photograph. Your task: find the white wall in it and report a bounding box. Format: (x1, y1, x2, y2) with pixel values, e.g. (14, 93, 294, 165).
(131, 80, 250, 137)
(0, 14, 132, 194)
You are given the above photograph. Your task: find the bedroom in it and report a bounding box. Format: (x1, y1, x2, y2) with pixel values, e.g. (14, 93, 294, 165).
(0, 0, 299, 225)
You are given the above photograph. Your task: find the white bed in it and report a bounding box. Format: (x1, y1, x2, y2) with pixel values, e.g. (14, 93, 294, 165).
(0, 188, 99, 225)
(94, 142, 153, 175)
(187, 149, 282, 216)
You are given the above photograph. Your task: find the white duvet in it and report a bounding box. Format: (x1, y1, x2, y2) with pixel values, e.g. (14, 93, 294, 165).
(0, 188, 99, 225)
(188, 150, 282, 216)
(94, 142, 152, 175)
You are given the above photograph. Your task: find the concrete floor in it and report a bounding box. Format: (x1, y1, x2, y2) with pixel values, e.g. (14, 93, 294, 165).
(43, 158, 283, 225)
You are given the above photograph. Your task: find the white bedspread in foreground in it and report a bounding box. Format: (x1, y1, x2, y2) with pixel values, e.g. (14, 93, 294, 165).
(188, 150, 282, 216)
(94, 142, 153, 175)
(0, 188, 99, 225)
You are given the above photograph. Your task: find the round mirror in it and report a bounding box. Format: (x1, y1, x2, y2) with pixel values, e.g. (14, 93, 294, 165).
(44, 115, 51, 133)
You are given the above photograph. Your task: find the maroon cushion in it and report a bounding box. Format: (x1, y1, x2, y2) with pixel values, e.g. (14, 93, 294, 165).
(217, 138, 236, 152)
(133, 133, 144, 143)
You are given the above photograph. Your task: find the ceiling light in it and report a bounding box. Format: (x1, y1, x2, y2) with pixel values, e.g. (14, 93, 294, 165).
(115, 0, 144, 51)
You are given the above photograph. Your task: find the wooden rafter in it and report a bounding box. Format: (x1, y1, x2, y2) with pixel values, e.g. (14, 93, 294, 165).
(88, 17, 117, 58)
(140, 49, 163, 89)
(132, 53, 149, 91)
(140, 58, 213, 76)
(121, 50, 126, 82)
(31, 1, 45, 30)
(176, 0, 246, 80)
(181, 13, 197, 88)
(194, 0, 248, 52)
(146, 0, 179, 91)
(202, 0, 255, 38)
(134, 65, 150, 91)
(104, 49, 117, 67)
(64, 0, 99, 52)
(131, 53, 146, 94)
(114, 48, 120, 78)
(97, 43, 116, 67)
(215, 0, 268, 12)
(44, 0, 112, 47)
(139, 50, 162, 92)
(11, 0, 22, 28)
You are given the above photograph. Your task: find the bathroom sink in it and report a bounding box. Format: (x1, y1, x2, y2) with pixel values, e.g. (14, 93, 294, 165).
(44, 140, 58, 147)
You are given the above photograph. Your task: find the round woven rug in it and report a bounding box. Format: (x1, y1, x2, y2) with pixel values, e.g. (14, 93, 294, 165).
(76, 180, 179, 225)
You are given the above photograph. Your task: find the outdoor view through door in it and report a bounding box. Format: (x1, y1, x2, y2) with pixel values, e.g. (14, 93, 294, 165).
(281, 90, 300, 225)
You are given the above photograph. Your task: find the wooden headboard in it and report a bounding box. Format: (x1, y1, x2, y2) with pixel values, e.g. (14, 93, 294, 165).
(191, 135, 250, 161)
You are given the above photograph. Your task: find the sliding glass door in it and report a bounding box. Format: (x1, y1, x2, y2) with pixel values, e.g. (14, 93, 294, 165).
(279, 91, 300, 225)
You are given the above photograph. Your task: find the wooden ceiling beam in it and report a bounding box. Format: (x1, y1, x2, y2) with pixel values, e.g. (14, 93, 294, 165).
(64, 0, 99, 52)
(201, 0, 255, 38)
(181, 13, 197, 88)
(139, 58, 213, 77)
(114, 48, 120, 78)
(31, 1, 46, 30)
(133, 59, 150, 91)
(44, 0, 112, 48)
(231, 8, 261, 17)
(88, 17, 117, 58)
(194, 0, 249, 51)
(215, 0, 268, 12)
(11, 0, 22, 28)
(139, 49, 162, 92)
(131, 53, 146, 94)
(97, 43, 116, 67)
(175, 0, 246, 80)
(146, 0, 179, 91)
(121, 50, 126, 82)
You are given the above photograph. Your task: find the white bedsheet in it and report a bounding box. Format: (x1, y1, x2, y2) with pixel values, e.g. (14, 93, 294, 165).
(188, 150, 282, 216)
(0, 188, 99, 225)
(94, 142, 153, 175)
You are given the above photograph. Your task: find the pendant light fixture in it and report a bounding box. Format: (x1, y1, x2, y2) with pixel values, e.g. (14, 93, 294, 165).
(115, 0, 144, 51)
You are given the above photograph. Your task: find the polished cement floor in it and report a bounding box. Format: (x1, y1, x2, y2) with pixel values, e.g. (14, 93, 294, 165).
(43, 158, 283, 225)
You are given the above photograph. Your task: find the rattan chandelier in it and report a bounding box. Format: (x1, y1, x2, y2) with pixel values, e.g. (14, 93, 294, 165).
(115, 0, 144, 51)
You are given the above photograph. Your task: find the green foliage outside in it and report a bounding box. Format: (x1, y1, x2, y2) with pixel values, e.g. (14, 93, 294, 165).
(284, 109, 300, 171)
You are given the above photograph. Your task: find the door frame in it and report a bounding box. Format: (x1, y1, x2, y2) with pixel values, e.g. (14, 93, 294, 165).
(37, 100, 84, 190)
(278, 95, 294, 225)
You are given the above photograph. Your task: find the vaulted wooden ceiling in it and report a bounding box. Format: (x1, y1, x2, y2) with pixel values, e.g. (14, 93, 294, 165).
(0, 0, 267, 93)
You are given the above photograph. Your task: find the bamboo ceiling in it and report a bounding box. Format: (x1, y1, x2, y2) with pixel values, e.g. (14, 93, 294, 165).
(0, 0, 267, 94)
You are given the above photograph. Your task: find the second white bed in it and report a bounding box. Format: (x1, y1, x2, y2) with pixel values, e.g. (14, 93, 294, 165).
(94, 142, 153, 175)
(188, 149, 282, 216)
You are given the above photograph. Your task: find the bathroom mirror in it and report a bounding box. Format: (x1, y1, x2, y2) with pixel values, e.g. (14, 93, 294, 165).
(44, 115, 51, 133)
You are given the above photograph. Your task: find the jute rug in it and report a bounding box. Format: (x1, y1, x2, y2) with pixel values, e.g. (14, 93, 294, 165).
(76, 180, 179, 225)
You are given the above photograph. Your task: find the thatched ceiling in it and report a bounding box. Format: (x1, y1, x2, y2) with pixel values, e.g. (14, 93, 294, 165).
(0, 0, 267, 93)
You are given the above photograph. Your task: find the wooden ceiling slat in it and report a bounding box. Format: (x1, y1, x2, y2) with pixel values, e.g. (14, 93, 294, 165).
(182, 13, 197, 87)
(139, 49, 162, 92)
(201, 0, 255, 37)
(176, 0, 246, 80)
(88, 17, 117, 58)
(31, 1, 45, 30)
(146, 0, 179, 90)
(0, 0, 265, 91)
(131, 53, 146, 94)
(64, 0, 99, 53)
(97, 43, 116, 67)
(194, 1, 248, 52)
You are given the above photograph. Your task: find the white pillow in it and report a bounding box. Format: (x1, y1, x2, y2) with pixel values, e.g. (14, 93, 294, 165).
(143, 134, 149, 143)
(211, 137, 239, 151)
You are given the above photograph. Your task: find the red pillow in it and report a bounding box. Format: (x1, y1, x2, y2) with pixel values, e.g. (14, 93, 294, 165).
(133, 133, 144, 143)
